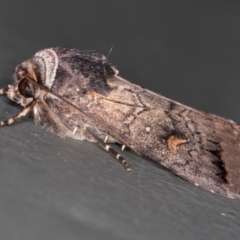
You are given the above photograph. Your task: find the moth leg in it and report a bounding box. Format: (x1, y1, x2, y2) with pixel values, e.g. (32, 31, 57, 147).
(72, 127, 78, 135)
(0, 88, 8, 95)
(121, 145, 126, 151)
(0, 100, 36, 126)
(86, 128, 131, 172)
(104, 135, 109, 143)
(105, 135, 127, 151)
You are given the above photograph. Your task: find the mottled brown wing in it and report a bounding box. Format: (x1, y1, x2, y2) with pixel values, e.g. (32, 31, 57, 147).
(75, 75, 240, 199)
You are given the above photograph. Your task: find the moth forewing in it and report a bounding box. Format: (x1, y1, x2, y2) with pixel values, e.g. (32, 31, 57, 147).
(1, 47, 240, 199)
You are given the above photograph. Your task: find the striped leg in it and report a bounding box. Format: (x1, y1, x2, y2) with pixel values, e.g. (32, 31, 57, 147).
(0, 100, 36, 126)
(104, 135, 126, 152)
(0, 88, 8, 95)
(86, 128, 131, 172)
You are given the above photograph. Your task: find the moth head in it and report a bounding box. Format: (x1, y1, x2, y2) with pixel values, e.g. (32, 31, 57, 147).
(8, 60, 39, 106)
(8, 49, 57, 106)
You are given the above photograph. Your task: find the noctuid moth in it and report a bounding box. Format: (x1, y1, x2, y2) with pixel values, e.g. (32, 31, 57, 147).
(1, 47, 240, 199)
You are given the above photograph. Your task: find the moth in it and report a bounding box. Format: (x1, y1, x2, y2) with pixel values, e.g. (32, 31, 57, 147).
(1, 47, 240, 199)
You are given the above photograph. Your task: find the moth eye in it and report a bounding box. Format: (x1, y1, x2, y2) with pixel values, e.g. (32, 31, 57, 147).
(18, 79, 36, 98)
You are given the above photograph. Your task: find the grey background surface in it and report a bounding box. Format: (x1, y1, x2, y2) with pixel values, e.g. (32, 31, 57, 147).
(0, 1, 240, 240)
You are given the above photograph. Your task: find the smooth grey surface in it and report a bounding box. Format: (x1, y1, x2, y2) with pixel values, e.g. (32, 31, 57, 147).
(1, 1, 240, 240)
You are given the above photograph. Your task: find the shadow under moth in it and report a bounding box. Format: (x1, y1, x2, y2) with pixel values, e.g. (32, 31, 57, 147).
(0, 47, 240, 199)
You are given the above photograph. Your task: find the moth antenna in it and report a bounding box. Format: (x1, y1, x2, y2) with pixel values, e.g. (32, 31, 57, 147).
(106, 47, 113, 59)
(0, 88, 8, 95)
(0, 100, 36, 126)
(86, 128, 132, 172)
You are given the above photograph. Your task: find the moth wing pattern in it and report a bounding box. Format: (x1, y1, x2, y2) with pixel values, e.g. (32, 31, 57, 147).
(74, 72, 240, 199)
(1, 47, 240, 199)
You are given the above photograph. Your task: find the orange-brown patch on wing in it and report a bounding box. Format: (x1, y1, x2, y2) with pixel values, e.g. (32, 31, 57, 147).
(167, 135, 188, 154)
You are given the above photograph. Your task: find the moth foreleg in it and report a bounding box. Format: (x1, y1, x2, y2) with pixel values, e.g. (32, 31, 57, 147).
(0, 88, 8, 95)
(0, 100, 36, 126)
(86, 128, 132, 172)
